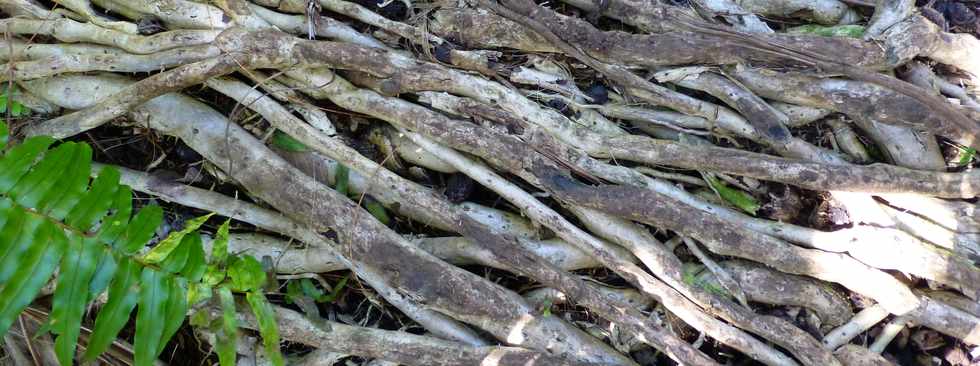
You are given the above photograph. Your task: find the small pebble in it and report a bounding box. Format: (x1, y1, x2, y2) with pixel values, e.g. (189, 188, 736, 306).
(136, 16, 166, 35)
(174, 141, 202, 163)
(433, 43, 453, 64)
(934, 1, 977, 26)
(546, 98, 568, 113)
(583, 83, 609, 104)
(444, 173, 475, 203)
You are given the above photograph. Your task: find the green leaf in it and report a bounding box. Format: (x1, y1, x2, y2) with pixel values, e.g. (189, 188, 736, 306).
(0, 121, 7, 150)
(117, 205, 163, 254)
(189, 309, 210, 328)
(187, 282, 213, 306)
(786, 24, 865, 38)
(228, 255, 265, 292)
(67, 167, 121, 231)
(246, 291, 284, 366)
(87, 247, 118, 296)
(0, 198, 14, 241)
(216, 286, 238, 366)
(51, 236, 101, 366)
(83, 257, 141, 362)
(203, 264, 226, 287)
(270, 130, 309, 152)
(182, 233, 207, 282)
(97, 186, 134, 245)
(0, 221, 66, 336)
(706, 176, 760, 216)
(335, 164, 350, 197)
(0, 136, 55, 194)
(158, 233, 194, 274)
(285, 280, 303, 304)
(157, 277, 188, 357)
(9, 143, 79, 209)
(300, 278, 325, 300)
(44, 146, 92, 219)
(44, 145, 92, 219)
(958, 147, 976, 167)
(10, 100, 24, 117)
(0, 213, 45, 283)
(364, 198, 390, 225)
(135, 267, 168, 366)
(143, 213, 213, 263)
(681, 263, 731, 299)
(318, 274, 349, 303)
(210, 219, 231, 265)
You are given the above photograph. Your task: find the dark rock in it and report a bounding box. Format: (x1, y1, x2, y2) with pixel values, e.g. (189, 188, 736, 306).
(174, 141, 202, 163)
(934, 1, 977, 26)
(444, 173, 475, 203)
(433, 42, 453, 64)
(583, 83, 609, 104)
(137, 16, 166, 35)
(546, 98, 568, 113)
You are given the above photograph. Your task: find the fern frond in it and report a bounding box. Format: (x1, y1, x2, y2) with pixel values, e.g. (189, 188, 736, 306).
(0, 136, 168, 365)
(0, 121, 283, 366)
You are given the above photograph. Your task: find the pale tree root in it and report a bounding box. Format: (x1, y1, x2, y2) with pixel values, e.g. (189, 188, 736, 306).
(212, 306, 600, 366)
(429, 0, 974, 232)
(433, 1, 980, 296)
(19, 30, 976, 364)
(287, 60, 830, 364)
(25, 71, 721, 364)
(203, 71, 724, 365)
(7, 24, 726, 365)
(19, 27, 799, 366)
(7, 0, 980, 364)
(833, 345, 896, 366)
(18, 29, 980, 198)
(29, 74, 632, 363)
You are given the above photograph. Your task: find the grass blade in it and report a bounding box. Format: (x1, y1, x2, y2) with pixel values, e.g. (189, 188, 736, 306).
(246, 291, 284, 366)
(706, 176, 760, 216)
(335, 164, 349, 197)
(217, 286, 237, 366)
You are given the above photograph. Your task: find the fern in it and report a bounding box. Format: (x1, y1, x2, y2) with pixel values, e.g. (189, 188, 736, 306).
(0, 121, 283, 366)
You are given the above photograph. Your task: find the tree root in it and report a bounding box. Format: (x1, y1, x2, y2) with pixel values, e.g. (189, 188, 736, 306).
(7, 0, 980, 364)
